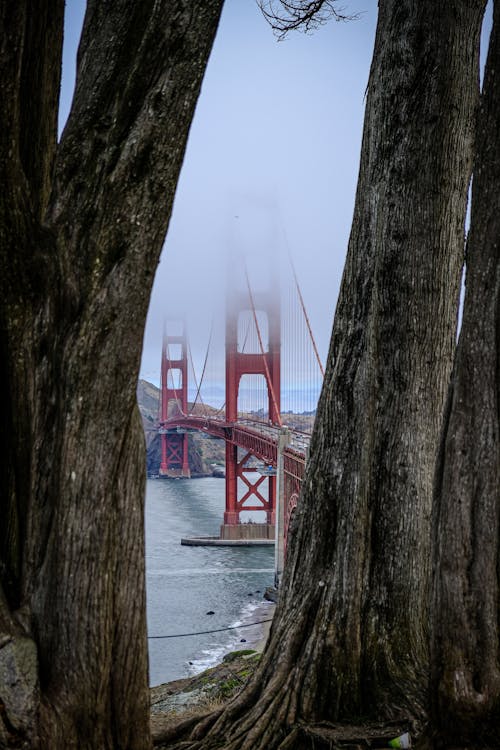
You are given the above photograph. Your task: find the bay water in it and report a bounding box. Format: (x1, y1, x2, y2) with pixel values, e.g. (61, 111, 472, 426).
(145, 478, 275, 686)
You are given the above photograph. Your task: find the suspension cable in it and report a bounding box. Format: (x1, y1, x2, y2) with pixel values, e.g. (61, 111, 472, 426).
(187, 319, 214, 416)
(211, 311, 254, 420)
(288, 252, 325, 378)
(165, 351, 187, 417)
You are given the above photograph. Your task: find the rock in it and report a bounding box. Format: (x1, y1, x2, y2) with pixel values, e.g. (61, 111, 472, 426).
(152, 686, 210, 714)
(150, 651, 261, 726)
(264, 586, 278, 603)
(222, 649, 256, 663)
(0, 636, 38, 734)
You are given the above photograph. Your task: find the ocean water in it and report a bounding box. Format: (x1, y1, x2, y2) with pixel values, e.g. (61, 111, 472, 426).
(145, 478, 275, 686)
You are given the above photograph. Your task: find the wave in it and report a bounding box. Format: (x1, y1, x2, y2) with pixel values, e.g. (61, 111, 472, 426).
(187, 599, 275, 676)
(147, 568, 274, 577)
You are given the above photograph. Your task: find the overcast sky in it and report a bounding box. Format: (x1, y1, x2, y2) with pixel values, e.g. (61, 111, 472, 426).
(143, 1, 378, 384)
(61, 2, 492, 388)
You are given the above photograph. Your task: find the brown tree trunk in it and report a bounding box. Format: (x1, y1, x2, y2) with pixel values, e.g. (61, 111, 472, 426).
(0, 1, 223, 747)
(431, 2, 500, 745)
(161, 2, 486, 748)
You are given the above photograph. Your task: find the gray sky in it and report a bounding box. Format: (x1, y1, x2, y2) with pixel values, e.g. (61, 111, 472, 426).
(140, 0, 378, 384)
(58, 2, 383, 386)
(61, 2, 492, 388)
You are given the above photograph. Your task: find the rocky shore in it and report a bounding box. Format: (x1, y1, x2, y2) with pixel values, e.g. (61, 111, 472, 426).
(150, 604, 274, 742)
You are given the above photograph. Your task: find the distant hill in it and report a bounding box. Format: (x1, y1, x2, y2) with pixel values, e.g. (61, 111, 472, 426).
(137, 379, 160, 421)
(136, 379, 226, 477)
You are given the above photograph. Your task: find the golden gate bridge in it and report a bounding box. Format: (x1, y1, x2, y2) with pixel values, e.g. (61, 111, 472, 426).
(155, 260, 324, 569)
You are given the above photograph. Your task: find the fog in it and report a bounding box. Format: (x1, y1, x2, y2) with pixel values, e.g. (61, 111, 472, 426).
(59, 1, 494, 389)
(60, 2, 377, 385)
(139, 1, 378, 384)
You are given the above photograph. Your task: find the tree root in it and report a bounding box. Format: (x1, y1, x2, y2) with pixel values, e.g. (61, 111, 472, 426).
(153, 596, 417, 750)
(155, 708, 413, 750)
(152, 709, 220, 746)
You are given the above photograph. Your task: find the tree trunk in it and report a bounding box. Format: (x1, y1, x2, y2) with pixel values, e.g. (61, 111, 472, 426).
(0, 1, 223, 747)
(431, 1, 500, 745)
(162, 2, 486, 748)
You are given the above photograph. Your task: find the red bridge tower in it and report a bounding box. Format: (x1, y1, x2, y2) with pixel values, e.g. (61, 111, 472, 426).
(158, 325, 191, 478)
(222, 286, 280, 539)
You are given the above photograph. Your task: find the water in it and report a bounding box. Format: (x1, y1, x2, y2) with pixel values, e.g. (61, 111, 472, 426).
(145, 478, 275, 686)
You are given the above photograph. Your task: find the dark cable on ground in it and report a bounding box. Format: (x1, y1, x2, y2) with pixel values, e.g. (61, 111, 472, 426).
(148, 618, 273, 639)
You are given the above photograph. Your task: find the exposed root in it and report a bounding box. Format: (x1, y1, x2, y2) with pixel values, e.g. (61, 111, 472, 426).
(153, 590, 418, 750)
(152, 709, 220, 746)
(156, 714, 414, 750)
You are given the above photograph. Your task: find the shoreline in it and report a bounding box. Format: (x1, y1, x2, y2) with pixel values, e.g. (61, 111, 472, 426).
(232, 599, 275, 655)
(168, 597, 276, 683)
(150, 602, 275, 725)
(254, 603, 275, 652)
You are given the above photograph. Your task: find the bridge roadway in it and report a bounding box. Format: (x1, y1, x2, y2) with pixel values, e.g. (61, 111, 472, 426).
(161, 415, 308, 484)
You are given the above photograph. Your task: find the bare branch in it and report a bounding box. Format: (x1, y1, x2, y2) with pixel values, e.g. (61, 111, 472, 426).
(258, 0, 359, 40)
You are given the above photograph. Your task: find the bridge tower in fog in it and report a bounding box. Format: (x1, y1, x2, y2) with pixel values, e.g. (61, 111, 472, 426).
(155, 254, 325, 553)
(158, 325, 191, 478)
(221, 282, 281, 539)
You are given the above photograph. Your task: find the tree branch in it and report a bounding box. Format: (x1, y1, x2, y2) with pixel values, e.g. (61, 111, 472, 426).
(258, 0, 359, 40)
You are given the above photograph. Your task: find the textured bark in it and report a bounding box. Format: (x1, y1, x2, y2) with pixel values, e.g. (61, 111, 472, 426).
(0, 1, 223, 747)
(431, 2, 500, 744)
(161, 2, 486, 748)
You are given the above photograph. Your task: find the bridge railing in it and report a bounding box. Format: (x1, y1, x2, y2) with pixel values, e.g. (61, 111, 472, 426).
(159, 414, 310, 469)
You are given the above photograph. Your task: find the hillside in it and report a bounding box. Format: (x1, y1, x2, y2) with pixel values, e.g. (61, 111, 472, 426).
(136, 379, 226, 477)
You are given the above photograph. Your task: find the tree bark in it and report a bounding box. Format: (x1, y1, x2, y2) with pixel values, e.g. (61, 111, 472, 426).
(162, 2, 486, 748)
(431, 1, 500, 744)
(0, 1, 223, 747)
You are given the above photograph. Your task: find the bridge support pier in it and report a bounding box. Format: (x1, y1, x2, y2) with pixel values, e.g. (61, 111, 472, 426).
(160, 431, 190, 479)
(220, 522, 275, 541)
(223, 443, 239, 525)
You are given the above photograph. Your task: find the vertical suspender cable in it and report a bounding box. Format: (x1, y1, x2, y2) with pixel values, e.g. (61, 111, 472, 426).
(287, 248, 325, 379)
(188, 320, 213, 417)
(244, 267, 282, 428)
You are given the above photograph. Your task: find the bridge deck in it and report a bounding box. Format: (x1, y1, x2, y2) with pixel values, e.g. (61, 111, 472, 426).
(163, 415, 307, 482)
